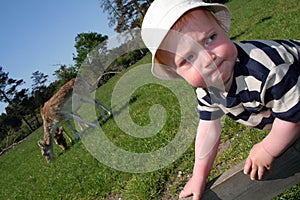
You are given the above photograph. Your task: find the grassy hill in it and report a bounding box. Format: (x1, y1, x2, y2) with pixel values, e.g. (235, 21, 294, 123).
(1, 0, 299, 199)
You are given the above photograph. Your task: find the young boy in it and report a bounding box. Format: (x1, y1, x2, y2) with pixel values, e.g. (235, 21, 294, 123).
(141, 0, 300, 199)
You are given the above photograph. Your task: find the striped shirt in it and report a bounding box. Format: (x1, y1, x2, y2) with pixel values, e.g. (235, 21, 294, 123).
(195, 40, 300, 129)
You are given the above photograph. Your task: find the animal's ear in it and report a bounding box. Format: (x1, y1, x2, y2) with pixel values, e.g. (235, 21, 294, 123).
(38, 140, 45, 148)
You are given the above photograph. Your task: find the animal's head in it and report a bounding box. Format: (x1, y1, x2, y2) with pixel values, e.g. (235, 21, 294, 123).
(38, 140, 53, 163)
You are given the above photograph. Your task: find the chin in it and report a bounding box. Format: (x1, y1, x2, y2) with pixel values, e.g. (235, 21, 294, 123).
(192, 83, 207, 88)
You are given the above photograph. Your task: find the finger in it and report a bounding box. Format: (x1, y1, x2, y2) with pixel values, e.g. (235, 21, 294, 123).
(179, 190, 191, 199)
(267, 165, 272, 174)
(258, 166, 265, 180)
(250, 165, 258, 180)
(193, 195, 200, 200)
(243, 157, 252, 175)
(192, 192, 200, 200)
(179, 190, 185, 198)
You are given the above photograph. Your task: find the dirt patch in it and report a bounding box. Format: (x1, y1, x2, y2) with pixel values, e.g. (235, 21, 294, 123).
(105, 194, 122, 200)
(161, 171, 191, 200)
(218, 140, 231, 154)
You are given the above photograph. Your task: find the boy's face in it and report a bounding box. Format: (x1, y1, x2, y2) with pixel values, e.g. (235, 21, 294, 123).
(159, 9, 237, 90)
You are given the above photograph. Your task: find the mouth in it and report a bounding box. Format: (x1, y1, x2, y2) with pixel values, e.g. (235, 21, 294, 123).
(215, 60, 226, 77)
(213, 59, 223, 70)
(203, 61, 227, 86)
(206, 60, 223, 76)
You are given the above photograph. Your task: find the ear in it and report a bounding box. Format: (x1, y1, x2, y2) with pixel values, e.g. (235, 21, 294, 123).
(38, 140, 45, 148)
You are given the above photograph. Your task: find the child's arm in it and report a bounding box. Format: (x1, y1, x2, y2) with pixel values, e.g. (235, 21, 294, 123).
(244, 118, 300, 180)
(179, 119, 221, 200)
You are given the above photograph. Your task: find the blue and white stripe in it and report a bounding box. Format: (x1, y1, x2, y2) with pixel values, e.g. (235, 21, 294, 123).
(196, 40, 300, 129)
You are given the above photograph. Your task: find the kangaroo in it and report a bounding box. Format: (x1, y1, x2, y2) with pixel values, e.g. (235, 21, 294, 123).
(38, 78, 111, 162)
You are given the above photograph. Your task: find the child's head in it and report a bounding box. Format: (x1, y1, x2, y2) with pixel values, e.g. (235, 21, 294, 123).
(141, 0, 236, 89)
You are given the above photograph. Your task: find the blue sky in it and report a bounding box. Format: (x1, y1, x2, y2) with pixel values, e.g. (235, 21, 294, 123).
(0, 0, 115, 113)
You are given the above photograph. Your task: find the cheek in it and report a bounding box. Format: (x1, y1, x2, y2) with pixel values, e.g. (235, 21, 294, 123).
(180, 70, 206, 87)
(220, 40, 237, 60)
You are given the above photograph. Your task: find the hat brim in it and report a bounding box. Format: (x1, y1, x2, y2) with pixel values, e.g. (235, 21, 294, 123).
(141, 1, 230, 80)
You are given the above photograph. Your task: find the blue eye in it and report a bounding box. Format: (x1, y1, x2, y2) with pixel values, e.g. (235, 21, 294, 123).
(185, 54, 194, 62)
(178, 54, 194, 67)
(206, 34, 216, 45)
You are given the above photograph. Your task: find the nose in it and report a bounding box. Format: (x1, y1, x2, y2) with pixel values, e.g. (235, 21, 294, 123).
(200, 49, 217, 69)
(209, 51, 217, 61)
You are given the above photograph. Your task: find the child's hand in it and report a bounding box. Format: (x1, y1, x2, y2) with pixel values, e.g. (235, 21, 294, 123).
(244, 142, 274, 180)
(179, 176, 206, 200)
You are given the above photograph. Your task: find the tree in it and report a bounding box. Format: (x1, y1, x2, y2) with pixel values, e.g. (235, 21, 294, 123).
(3, 114, 22, 131)
(0, 67, 24, 104)
(6, 88, 36, 131)
(31, 70, 48, 91)
(0, 66, 34, 131)
(12, 87, 42, 128)
(0, 113, 22, 144)
(100, 0, 154, 33)
(53, 64, 77, 87)
(0, 113, 11, 140)
(31, 71, 49, 108)
(73, 32, 108, 68)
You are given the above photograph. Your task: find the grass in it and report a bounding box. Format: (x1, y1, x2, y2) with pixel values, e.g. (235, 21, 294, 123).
(228, 0, 300, 40)
(1, 0, 300, 199)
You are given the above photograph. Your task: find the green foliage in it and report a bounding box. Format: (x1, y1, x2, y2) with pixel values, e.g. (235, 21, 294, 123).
(109, 48, 148, 71)
(53, 64, 77, 87)
(30, 71, 48, 91)
(0, 67, 25, 104)
(0, 67, 37, 135)
(100, 0, 154, 32)
(73, 32, 108, 68)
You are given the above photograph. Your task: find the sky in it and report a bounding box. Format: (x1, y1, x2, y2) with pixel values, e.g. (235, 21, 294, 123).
(0, 0, 115, 113)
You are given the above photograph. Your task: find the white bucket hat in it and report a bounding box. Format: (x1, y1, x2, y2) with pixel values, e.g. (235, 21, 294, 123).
(141, 0, 231, 80)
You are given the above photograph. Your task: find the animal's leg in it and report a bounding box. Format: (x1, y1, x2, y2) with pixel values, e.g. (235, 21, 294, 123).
(60, 126, 73, 143)
(54, 127, 68, 151)
(75, 120, 89, 131)
(95, 99, 111, 121)
(96, 102, 108, 121)
(38, 121, 56, 163)
(77, 94, 111, 121)
(66, 120, 81, 140)
(67, 112, 98, 128)
(95, 99, 111, 115)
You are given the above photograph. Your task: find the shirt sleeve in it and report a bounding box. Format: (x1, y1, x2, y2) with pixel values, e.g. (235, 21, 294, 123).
(195, 88, 224, 120)
(262, 61, 300, 122)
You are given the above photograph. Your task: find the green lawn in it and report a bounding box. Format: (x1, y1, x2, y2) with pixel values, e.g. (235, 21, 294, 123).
(1, 0, 299, 199)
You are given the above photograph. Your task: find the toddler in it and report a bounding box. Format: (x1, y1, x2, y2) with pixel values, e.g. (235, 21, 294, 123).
(141, 0, 300, 199)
